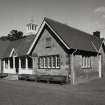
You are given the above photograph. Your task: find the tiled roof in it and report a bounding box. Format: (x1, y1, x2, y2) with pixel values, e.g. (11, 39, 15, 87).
(0, 39, 10, 58)
(0, 35, 35, 58)
(0, 17, 103, 58)
(44, 17, 103, 52)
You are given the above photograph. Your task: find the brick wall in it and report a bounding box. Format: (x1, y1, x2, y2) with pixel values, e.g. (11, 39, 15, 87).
(32, 28, 69, 77)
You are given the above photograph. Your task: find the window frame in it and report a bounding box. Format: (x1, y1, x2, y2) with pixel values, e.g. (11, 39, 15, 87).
(38, 55, 60, 69)
(81, 56, 92, 68)
(5, 58, 8, 69)
(45, 37, 52, 48)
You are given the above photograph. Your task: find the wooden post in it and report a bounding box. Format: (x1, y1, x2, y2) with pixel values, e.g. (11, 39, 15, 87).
(26, 57, 28, 70)
(13, 57, 15, 69)
(19, 58, 21, 68)
(8, 59, 10, 69)
(19, 58, 21, 74)
(3, 60, 5, 72)
(71, 54, 75, 85)
(71, 50, 77, 85)
(99, 55, 102, 78)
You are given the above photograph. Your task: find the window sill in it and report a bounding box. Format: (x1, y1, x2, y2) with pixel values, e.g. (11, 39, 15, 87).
(45, 46, 51, 48)
(38, 67, 60, 69)
(81, 67, 92, 69)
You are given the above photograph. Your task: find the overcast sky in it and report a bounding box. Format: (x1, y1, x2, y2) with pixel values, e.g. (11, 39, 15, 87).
(0, 0, 105, 37)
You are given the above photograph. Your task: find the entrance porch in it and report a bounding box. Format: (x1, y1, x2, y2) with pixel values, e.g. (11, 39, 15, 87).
(2, 56, 33, 74)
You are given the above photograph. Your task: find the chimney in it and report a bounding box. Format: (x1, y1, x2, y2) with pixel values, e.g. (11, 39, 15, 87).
(93, 31, 100, 38)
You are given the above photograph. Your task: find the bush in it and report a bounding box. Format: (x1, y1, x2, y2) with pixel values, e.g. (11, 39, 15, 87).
(26, 74, 37, 81)
(37, 75, 67, 84)
(37, 75, 52, 83)
(0, 73, 8, 78)
(50, 75, 67, 84)
(18, 74, 67, 84)
(18, 74, 30, 80)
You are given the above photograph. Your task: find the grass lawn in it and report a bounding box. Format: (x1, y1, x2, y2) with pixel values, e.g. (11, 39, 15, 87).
(0, 78, 105, 105)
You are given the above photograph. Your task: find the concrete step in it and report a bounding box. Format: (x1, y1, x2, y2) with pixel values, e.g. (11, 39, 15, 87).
(3, 74, 18, 80)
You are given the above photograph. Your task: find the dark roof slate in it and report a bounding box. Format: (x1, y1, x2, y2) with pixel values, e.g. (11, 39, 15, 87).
(0, 40, 10, 58)
(0, 35, 35, 58)
(0, 18, 103, 58)
(44, 17, 103, 52)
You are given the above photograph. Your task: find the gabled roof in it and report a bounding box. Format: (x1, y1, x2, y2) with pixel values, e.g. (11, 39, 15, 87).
(9, 48, 18, 57)
(44, 17, 102, 52)
(28, 17, 103, 54)
(0, 35, 35, 58)
(0, 17, 104, 58)
(0, 39, 10, 58)
(89, 36, 104, 51)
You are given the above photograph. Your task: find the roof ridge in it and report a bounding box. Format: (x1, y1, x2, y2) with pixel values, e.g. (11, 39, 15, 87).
(44, 17, 94, 37)
(44, 17, 102, 52)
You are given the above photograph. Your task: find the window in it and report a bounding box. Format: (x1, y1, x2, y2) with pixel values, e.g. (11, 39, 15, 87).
(48, 57, 52, 68)
(46, 37, 51, 48)
(5, 58, 8, 68)
(10, 57, 13, 68)
(45, 57, 48, 68)
(15, 57, 19, 68)
(39, 57, 44, 68)
(87, 57, 91, 68)
(52, 56, 56, 68)
(82, 56, 91, 68)
(28, 57, 33, 68)
(38, 55, 60, 69)
(56, 55, 60, 68)
(21, 57, 26, 68)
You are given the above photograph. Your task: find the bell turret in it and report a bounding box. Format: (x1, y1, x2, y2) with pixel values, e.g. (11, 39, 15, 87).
(26, 18, 38, 35)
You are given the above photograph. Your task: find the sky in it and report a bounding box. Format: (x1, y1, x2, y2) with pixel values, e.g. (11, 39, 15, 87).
(0, 0, 105, 37)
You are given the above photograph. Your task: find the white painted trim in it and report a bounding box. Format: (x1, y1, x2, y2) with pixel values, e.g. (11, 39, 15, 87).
(8, 59, 10, 69)
(3, 68, 16, 74)
(26, 57, 28, 69)
(19, 58, 21, 69)
(13, 57, 15, 69)
(99, 44, 102, 53)
(71, 49, 77, 85)
(99, 39, 105, 53)
(45, 22, 70, 50)
(27, 19, 70, 54)
(71, 54, 75, 84)
(27, 21, 46, 54)
(99, 55, 102, 78)
(3, 60, 5, 72)
(19, 69, 33, 74)
(9, 48, 17, 57)
(91, 41, 99, 53)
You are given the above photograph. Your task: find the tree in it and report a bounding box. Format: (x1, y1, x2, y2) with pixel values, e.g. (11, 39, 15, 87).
(8, 30, 23, 41)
